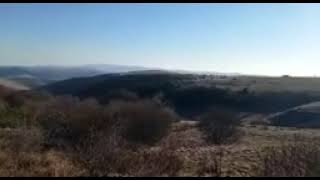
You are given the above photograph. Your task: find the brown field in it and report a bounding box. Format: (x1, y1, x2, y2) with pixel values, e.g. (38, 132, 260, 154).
(1, 117, 319, 177)
(160, 120, 320, 176)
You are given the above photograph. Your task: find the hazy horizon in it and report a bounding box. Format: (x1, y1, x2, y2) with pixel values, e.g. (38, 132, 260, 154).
(1, 3, 320, 76)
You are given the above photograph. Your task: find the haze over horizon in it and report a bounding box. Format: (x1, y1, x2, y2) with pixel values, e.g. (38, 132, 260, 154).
(1, 3, 320, 76)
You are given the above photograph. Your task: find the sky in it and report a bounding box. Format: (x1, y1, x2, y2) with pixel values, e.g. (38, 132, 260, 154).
(0, 3, 320, 76)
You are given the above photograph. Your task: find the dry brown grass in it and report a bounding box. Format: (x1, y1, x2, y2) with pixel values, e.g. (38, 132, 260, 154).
(1, 121, 319, 177)
(196, 147, 224, 177)
(255, 135, 320, 177)
(75, 130, 183, 177)
(2, 93, 320, 178)
(156, 121, 320, 177)
(120, 148, 183, 177)
(0, 127, 85, 177)
(0, 150, 85, 177)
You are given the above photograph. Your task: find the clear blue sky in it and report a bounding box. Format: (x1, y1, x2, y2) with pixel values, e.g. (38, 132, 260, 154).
(0, 3, 320, 76)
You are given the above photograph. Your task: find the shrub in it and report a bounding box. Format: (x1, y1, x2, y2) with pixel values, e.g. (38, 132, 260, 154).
(3, 90, 52, 108)
(0, 91, 25, 128)
(35, 96, 77, 148)
(199, 108, 241, 145)
(21, 100, 46, 128)
(36, 96, 115, 149)
(34, 96, 125, 175)
(3, 92, 26, 107)
(0, 90, 52, 129)
(75, 127, 128, 176)
(73, 99, 179, 175)
(0, 105, 25, 128)
(107, 100, 176, 145)
(0, 100, 7, 113)
(71, 108, 181, 176)
(0, 85, 11, 100)
(35, 96, 179, 176)
(257, 135, 320, 177)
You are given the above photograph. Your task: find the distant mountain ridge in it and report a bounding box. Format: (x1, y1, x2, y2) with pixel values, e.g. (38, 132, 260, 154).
(0, 64, 242, 89)
(0, 64, 151, 88)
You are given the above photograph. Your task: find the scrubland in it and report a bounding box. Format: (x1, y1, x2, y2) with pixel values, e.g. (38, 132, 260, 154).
(0, 82, 320, 177)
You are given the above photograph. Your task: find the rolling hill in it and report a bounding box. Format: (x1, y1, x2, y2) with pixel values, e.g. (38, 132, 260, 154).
(268, 101, 320, 128)
(0, 64, 153, 88)
(0, 64, 247, 90)
(42, 72, 320, 119)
